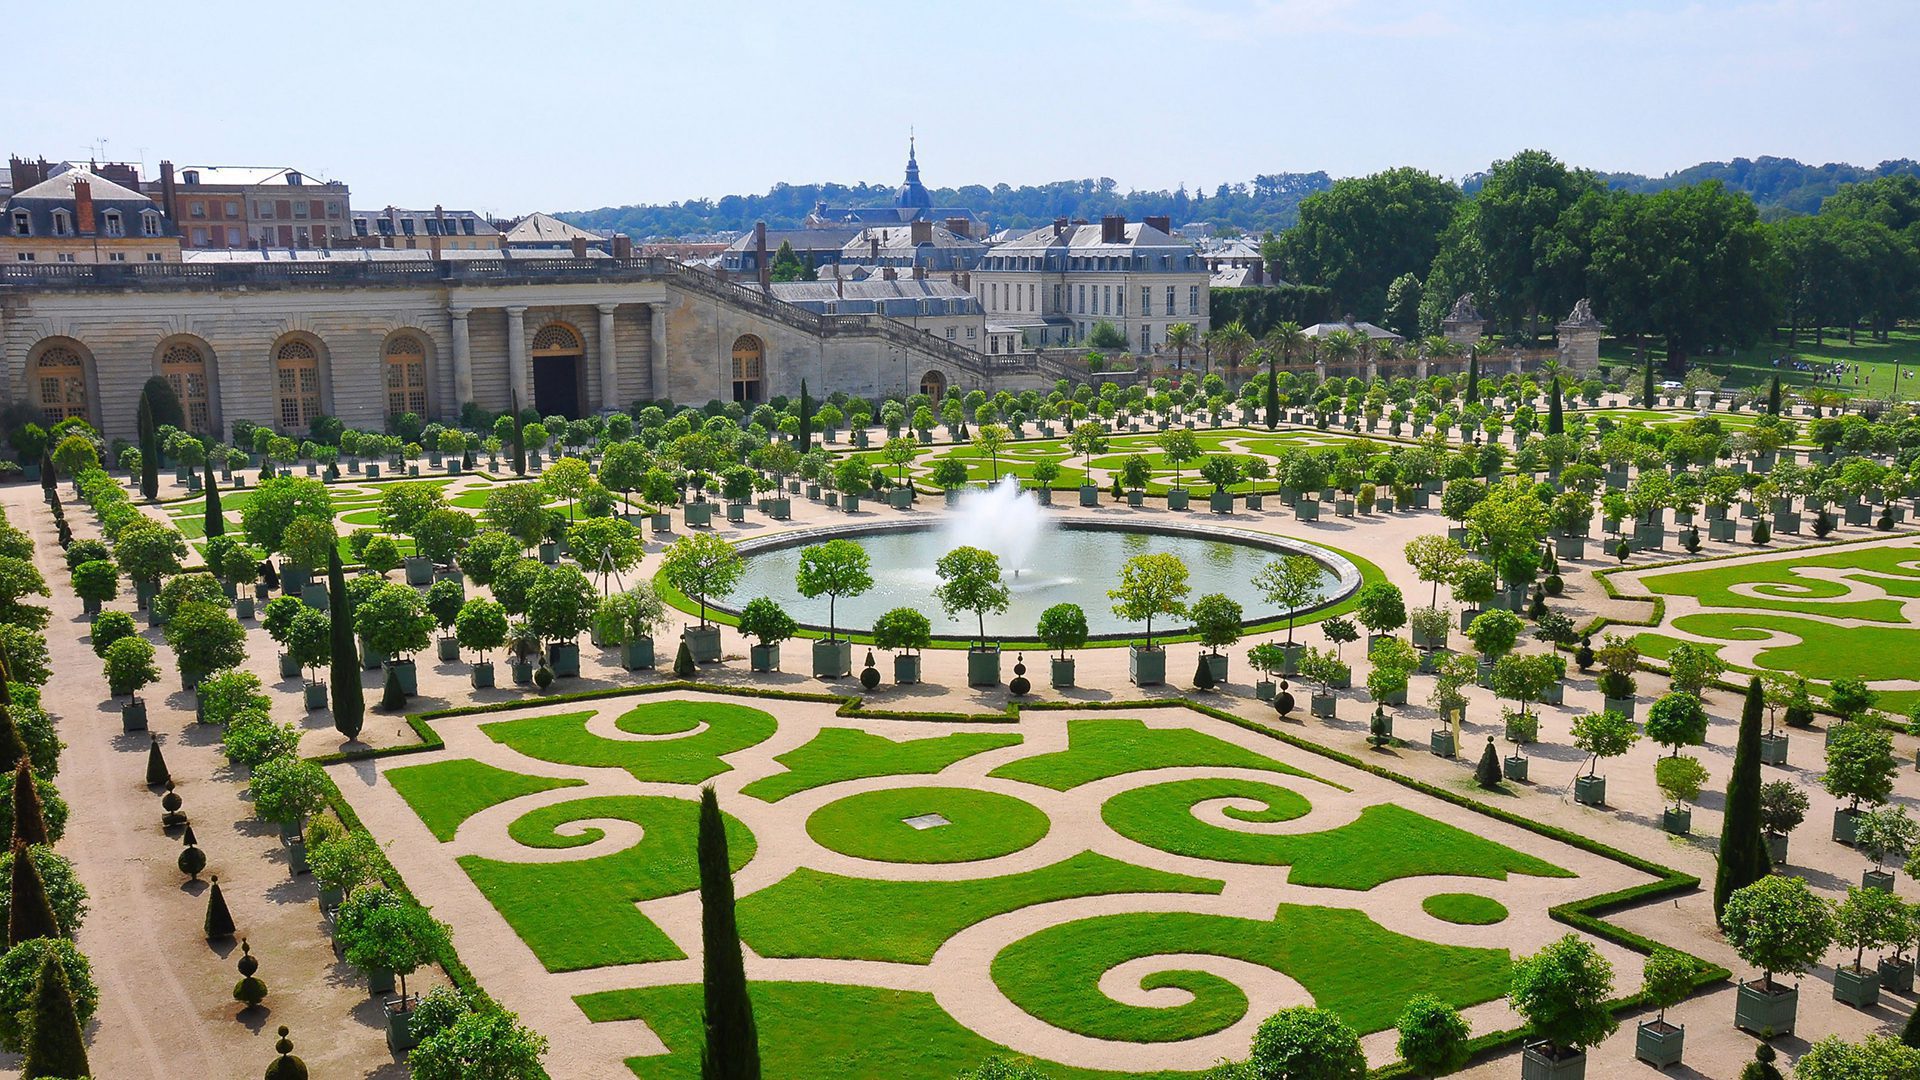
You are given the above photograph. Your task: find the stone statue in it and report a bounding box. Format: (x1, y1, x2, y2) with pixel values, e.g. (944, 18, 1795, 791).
(1446, 293, 1481, 323)
(1565, 298, 1597, 325)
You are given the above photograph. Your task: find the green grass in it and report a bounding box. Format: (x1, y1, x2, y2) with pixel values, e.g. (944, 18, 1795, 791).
(805, 786, 1050, 864)
(479, 701, 778, 784)
(739, 727, 1023, 803)
(988, 718, 1330, 791)
(1669, 611, 1920, 682)
(737, 851, 1221, 964)
(458, 794, 753, 972)
(989, 904, 1513, 1042)
(385, 758, 584, 842)
(1603, 329, 1920, 401)
(575, 982, 1197, 1080)
(1423, 893, 1510, 926)
(1639, 541, 1920, 623)
(1103, 791, 1571, 890)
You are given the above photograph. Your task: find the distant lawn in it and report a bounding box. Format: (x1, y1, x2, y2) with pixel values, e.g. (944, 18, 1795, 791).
(990, 904, 1512, 1041)
(1103, 791, 1571, 890)
(1423, 893, 1509, 926)
(576, 981, 1196, 1080)
(738, 852, 1221, 965)
(988, 717, 1330, 792)
(480, 701, 778, 785)
(459, 794, 753, 972)
(805, 786, 1049, 864)
(1638, 541, 1920, 623)
(1669, 611, 1920, 682)
(1600, 329, 1920, 402)
(385, 758, 583, 842)
(740, 727, 1023, 803)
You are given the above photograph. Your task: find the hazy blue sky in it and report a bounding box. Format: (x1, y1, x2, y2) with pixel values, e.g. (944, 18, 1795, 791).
(7, 1, 1914, 214)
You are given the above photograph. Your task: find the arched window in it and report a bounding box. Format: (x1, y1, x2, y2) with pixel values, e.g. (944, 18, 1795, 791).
(531, 323, 581, 353)
(274, 339, 321, 432)
(731, 335, 764, 403)
(160, 342, 212, 433)
(384, 335, 428, 420)
(919, 369, 947, 406)
(34, 346, 89, 424)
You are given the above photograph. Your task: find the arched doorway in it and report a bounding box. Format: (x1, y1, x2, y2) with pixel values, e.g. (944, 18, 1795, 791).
(731, 335, 764, 403)
(274, 338, 324, 433)
(919, 369, 947, 407)
(531, 322, 584, 419)
(158, 339, 216, 435)
(32, 343, 92, 425)
(383, 334, 430, 423)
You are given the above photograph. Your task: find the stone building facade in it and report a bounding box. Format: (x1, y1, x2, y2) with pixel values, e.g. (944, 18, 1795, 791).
(970, 216, 1210, 353)
(0, 256, 1045, 443)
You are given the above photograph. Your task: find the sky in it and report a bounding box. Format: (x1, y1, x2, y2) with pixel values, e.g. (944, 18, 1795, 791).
(6, 0, 1915, 215)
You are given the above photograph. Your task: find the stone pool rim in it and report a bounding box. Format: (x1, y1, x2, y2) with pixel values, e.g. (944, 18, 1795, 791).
(697, 517, 1366, 646)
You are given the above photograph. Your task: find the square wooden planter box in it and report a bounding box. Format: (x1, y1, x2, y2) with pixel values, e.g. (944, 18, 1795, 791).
(968, 646, 1002, 687)
(1634, 1021, 1684, 1069)
(811, 639, 850, 678)
(1833, 965, 1880, 1008)
(1759, 733, 1789, 766)
(1050, 657, 1075, 689)
(1504, 755, 1529, 782)
(750, 643, 782, 673)
(1128, 646, 1166, 687)
(1662, 807, 1692, 835)
(1429, 730, 1454, 758)
(1734, 981, 1796, 1037)
(1520, 1041, 1586, 1080)
(683, 625, 722, 663)
(894, 653, 922, 685)
(1573, 774, 1607, 806)
(1881, 956, 1915, 995)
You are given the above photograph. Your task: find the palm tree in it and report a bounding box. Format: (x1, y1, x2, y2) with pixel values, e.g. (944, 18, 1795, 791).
(1321, 329, 1359, 376)
(1267, 321, 1306, 370)
(1165, 323, 1196, 376)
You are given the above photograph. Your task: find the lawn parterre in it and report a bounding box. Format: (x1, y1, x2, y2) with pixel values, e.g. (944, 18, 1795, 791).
(344, 689, 1666, 1079)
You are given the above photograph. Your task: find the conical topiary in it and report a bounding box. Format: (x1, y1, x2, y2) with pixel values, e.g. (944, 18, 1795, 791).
(1474, 736, 1502, 789)
(673, 640, 696, 679)
(146, 735, 170, 788)
(178, 825, 206, 880)
(1739, 1041, 1783, 1080)
(0, 706, 28, 775)
(1192, 653, 1216, 691)
(233, 938, 267, 1008)
(380, 665, 406, 711)
(265, 1025, 308, 1080)
(10, 760, 47, 849)
(18, 947, 88, 1080)
(205, 874, 235, 940)
(859, 650, 881, 691)
(160, 781, 187, 829)
(8, 841, 60, 946)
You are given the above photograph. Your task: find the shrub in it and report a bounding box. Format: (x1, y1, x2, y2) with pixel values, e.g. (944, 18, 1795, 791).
(307, 828, 383, 896)
(196, 670, 269, 726)
(0, 774, 66, 847)
(1793, 1035, 1920, 1080)
(340, 898, 449, 1002)
(1246, 1006, 1365, 1080)
(249, 756, 331, 831)
(1641, 948, 1700, 1025)
(872, 607, 933, 656)
(163, 600, 248, 684)
(1189, 593, 1244, 655)
(1824, 722, 1898, 811)
(221, 713, 300, 769)
(736, 598, 797, 648)
(408, 1003, 550, 1080)
(1720, 875, 1834, 989)
(455, 598, 511, 662)
(87, 610, 136, 659)
(1759, 780, 1808, 838)
(1394, 994, 1469, 1076)
(354, 581, 433, 661)
(69, 560, 117, 606)
(102, 635, 159, 698)
(1508, 934, 1617, 1054)
(0, 937, 95, 1053)
(1646, 692, 1709, 754)
(1655, 755, 1708, 810)
(151, 571, 225, 625)
(360, 534, 403, 576)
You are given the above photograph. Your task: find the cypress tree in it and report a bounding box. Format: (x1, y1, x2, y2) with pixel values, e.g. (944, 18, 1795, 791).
(18, 948, 89, 1080)
(204, 873, 235, 939)
(10, 760, 47, 848)
(1546, 377, 1564, 435)
(145, 735, 170, 788)
(1465, 353, 1479, 402)
(798, 380, 813, 451)
(697, 786, 760, 1080)
(1766, 374, 1782, 416)
(1714, 676, 1772, 916)
(1641, 357, 1655, 406)
(327, 550, 364, 742)
(8, 841, 60, 945)
(1473, 736, 1502, 788)
(0, 709, 28, 779)
(203, 459, 224, 538)
(1264, 352, 1279, 431)
(136, 394, 160, 502)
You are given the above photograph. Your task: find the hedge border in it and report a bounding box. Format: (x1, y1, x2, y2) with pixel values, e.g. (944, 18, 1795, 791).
(317, 678, 1725, 1078)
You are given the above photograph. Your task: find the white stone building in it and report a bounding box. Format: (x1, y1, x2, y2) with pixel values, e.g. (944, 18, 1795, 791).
(970, 216, 1209, 352)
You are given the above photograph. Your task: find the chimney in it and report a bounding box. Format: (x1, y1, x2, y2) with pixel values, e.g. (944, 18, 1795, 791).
(869, 236, 880, 262)
(883, 266, 898, 281)
(945, 217, 970, 238)
(960, 271, 971, 291)
(754, 220, 769, 291)
(72, 179, 95, 235)
(910, 219, 933, 245)
(430, 234, 442, 260)
(1101, 215, 1126, 244)
(912, 264, 925, 281)
(570, 235, 588, 258)
(1144, 215, 1171, 235)
(834, 262, 844, 298)
(612, 233, 633, 259)
(1252, 260, 1264, 286)
(1052, 216, 1067, 238)
(159, 160, 179, 223)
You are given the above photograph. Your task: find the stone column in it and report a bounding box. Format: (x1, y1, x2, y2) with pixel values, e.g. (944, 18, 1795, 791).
(597, 303, 620, 412)
(505, 306, 529, 410)
(449, 308, 474, 410)
(647, 302, 667, 403)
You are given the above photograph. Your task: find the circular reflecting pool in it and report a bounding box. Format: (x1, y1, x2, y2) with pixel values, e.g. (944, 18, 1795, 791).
(719, 520, 1360, 641)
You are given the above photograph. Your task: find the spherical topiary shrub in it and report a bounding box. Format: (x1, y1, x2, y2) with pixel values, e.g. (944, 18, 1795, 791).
(178, 825, 207, 880)
(233, 938, 267, 1008)
(264, 1025, 308, 1080)
(0, 936, 96, 1052)
(859, 650, 881, 691)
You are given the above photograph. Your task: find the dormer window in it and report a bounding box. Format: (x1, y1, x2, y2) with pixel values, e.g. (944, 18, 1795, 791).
(9, 211, 28, 237)
(51, 210, 72, 237)
(103, 210, 124, 237)
(139, 209, 163, 237)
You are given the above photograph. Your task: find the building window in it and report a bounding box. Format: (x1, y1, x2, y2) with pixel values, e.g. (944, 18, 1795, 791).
(255, 200, 273, 219)
(1141, 325, 1153, 350)
(1189, 286, 1200, 314)
(35, 346, 89, 423)
(274, 340, 322, 432)
(103, 211, 123, 237)
(161, 342, 214, 433)
(945, 327, 956, 341)
(14, 253, 33, 262)
(225, 226, 241, 246)
(141, 211, 163, 237)
(293, 201, 310, 219)
(1078, 285, 1086, 313)
(990, 337, 1000, 355)
(966, 327, 976, 340)
(226, 202, 240, 217)
(730, 335, 764, 403)
(1166, 286, 1175, 313)
(145, 252, 163, 262)
(56, 253, 75, 263)
(108, 252, 126, 262)
(384, 336, 428, 420)
(1142, 287, 1152, 316)
(189, 201, 206, 218)
(51, 211, 72, 237)
(326, 201, 341, 219)
(10, 211, 30, 236)
(191, 228, 207, 247)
